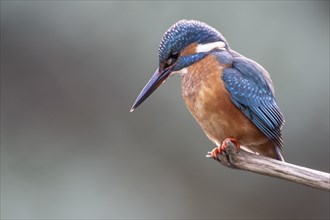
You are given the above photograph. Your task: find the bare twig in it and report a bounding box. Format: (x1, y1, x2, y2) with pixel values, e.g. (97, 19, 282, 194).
(211, 141, 330, 191)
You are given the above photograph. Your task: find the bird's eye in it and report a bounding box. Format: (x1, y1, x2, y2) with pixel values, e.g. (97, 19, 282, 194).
(166, 51, 179, 67)
(170, 51, 179, 60)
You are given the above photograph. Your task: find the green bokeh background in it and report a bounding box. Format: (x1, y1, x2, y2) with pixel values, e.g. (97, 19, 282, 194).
(1, 1, 329, 219)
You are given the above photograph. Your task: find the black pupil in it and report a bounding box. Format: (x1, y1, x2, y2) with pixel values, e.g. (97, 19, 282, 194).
(171, 52, 179, 60)
(167, 52, 179, 66)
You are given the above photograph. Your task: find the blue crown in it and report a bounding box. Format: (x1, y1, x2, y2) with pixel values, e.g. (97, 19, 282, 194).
(158, 20, 228, 63)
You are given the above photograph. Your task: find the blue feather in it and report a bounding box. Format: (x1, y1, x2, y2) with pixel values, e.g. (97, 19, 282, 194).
(220, 53, 284, 148)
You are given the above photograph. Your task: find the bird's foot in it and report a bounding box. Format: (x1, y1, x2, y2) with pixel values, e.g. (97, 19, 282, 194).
(206, 138, 240, 159)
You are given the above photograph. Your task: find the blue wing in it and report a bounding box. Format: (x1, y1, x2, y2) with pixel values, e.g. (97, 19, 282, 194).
(221, 55, 284, 148)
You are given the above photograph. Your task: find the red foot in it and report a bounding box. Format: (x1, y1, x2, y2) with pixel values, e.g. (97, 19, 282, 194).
(207, 138, 240, 159)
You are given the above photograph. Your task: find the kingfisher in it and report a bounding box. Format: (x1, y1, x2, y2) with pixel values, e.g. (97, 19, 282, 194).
(131, 20, 285, 161)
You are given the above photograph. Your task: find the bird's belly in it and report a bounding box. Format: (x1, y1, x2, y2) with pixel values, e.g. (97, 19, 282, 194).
(181, 55, 268, 147)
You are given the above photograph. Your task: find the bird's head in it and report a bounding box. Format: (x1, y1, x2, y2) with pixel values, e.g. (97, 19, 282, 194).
(131, 20, 229, 111)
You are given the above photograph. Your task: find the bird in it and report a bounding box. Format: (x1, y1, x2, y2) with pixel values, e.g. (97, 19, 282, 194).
(130, 19, 285, 161)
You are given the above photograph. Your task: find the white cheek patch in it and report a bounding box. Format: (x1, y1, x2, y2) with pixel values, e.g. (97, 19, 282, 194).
(196, 41, 226, 53)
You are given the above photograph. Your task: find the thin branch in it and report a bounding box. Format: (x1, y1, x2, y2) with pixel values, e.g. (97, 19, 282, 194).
(211, 141, 330, 191)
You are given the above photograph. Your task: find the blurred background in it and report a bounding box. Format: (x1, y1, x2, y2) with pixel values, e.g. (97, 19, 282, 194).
(1, 1, 329, 219)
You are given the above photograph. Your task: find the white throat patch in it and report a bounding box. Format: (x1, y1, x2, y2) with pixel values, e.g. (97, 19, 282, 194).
(196, 41, 226, 53)
(170, 67, 188, 76)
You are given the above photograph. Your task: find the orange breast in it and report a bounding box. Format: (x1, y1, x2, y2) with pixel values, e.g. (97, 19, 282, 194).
(181, 54, 268, 147)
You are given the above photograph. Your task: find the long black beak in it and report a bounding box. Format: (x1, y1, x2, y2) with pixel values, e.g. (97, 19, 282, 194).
(130, 67, 172, 112)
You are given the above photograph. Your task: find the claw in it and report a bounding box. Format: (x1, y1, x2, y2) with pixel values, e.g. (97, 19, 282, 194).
(206, 152, 213, 157)
(207, 138, 240, 159)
